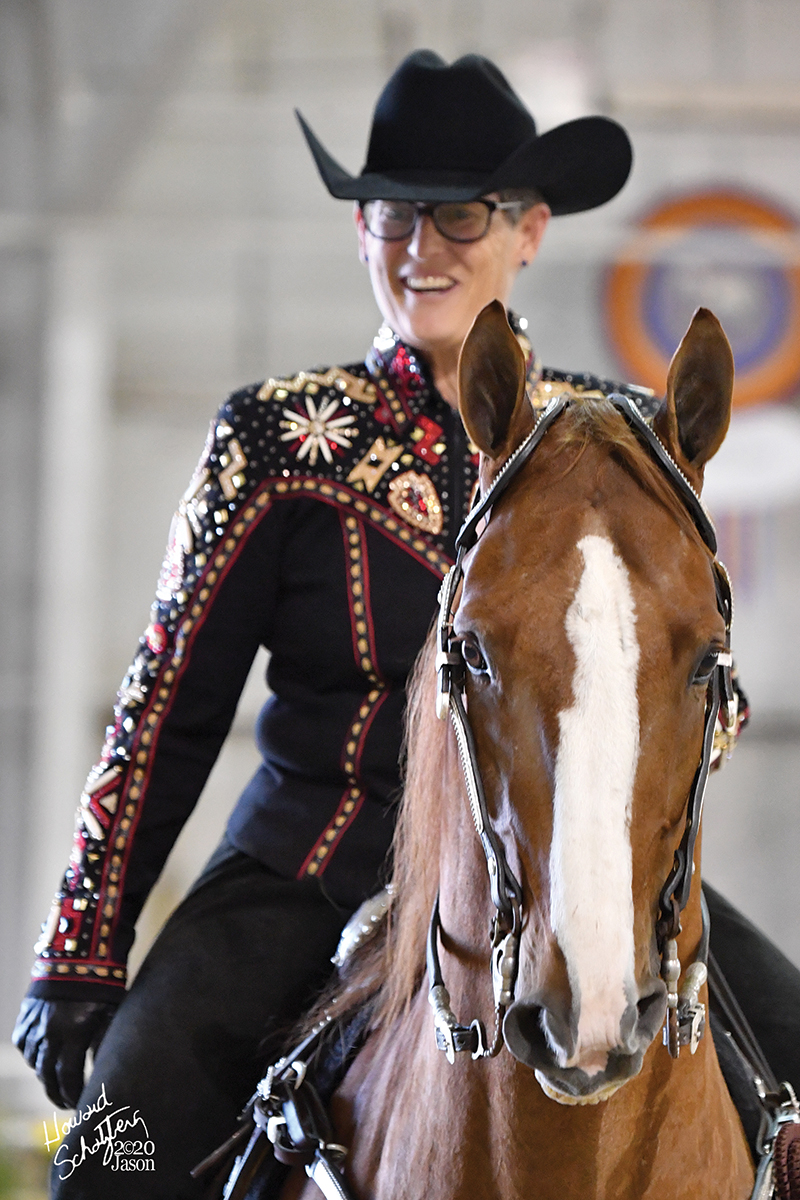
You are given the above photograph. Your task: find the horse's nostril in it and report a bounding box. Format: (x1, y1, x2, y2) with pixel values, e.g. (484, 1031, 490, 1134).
(504, 1002, 543, 1046)
(636, 986, 667, 1039)
(503, 1000, 576, 1069)
(503, 1003, 550, 1069)
(637, 992, 660, 1018)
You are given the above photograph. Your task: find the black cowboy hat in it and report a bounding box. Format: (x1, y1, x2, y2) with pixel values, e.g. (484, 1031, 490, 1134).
(297, 50, 632, 216)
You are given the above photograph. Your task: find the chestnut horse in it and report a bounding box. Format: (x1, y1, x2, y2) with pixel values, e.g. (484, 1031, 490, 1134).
(285, 303, 754, 1200)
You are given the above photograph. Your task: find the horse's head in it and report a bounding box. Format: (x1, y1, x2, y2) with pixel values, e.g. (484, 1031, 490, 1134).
(453, 301, 734, 1104)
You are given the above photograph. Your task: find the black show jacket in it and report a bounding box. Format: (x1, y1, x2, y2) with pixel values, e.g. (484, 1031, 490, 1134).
(29, 319, 655, 1002)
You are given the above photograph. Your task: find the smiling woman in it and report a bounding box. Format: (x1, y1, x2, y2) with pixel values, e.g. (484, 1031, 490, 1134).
(15, 46, 800, 1200)
(354, 192, 550, 405)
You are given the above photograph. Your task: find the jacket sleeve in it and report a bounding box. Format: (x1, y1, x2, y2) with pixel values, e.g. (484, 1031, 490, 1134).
(28, 386, 283, 1002)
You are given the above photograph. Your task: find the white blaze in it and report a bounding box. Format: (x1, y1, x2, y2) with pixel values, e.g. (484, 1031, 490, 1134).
(549, 534, 640, 1070)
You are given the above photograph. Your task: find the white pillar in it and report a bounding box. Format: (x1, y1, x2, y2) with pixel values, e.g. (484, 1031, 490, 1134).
(26, 228, 113, 952)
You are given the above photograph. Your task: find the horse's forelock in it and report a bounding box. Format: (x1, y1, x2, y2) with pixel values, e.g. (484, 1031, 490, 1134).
(557, 398, 704, 547)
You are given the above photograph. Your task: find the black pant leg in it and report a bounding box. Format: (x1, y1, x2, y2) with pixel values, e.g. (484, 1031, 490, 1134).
(50, 846, 351, 1200)
(705, 881, 800, 1092)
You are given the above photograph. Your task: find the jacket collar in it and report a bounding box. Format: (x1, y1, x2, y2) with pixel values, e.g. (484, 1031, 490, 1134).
(365, 312, 541, 415)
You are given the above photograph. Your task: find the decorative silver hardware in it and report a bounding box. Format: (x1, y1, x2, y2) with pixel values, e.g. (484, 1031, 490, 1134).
(436, 565, 460, 721)
(428, 982, 460, 1065)
(661, 937, 681, 1058)
(449, 699, 488, 842)
(257, 1065, 276, 1100)
(266, 1115, 286, 1144)
(677, 961, 707, 1055)
(331, 885, 393, 967)
(492, 931, 519, 1008)
(662, 954, 709, 1058)
(750, 1082, 800, 1200)
(289, 1060, 307, 1089)
(306, 1150, 354, 1200)
(469, 1019, 489, 1060)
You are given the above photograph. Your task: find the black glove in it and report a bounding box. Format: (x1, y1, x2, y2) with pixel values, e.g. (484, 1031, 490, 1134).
(12, 997, 120, 1109)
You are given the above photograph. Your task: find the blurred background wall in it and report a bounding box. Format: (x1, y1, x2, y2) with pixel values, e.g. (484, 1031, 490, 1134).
(3, 0, 800, 1153)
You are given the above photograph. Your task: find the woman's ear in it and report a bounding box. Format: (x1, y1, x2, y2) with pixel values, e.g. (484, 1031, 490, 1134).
(354, 203, 369, 265)
(516, 202, 550, 269)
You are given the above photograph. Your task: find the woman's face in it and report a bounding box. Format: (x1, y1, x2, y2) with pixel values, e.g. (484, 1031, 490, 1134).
(355, 198, 550, 361)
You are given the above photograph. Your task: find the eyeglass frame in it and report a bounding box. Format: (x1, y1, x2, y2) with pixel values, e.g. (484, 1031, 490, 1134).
(359, 198, 524, 244)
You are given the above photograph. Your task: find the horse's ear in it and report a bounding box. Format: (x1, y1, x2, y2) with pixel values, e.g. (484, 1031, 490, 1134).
(653, 308, 734, 483)
(458, 300, 533, 460)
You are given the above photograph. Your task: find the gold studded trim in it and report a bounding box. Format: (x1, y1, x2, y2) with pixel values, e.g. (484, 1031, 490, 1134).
(528, 376, 631, 413)
(527, 378, 572, 412)
(257, 368, 376, 406)
(31, 959, 127, 984)
(298, 686, 388, 879)
(219, 437, 248, 500)
(90, 489, 276, 967)
(372, 374, 410, 428)
(269, 475, 452, 578)
(341, 515, 381, 683)
(34, 471, 451, 986)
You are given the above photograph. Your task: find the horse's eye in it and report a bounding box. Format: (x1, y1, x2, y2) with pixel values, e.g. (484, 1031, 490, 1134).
(692, 649, 720, 686)
(460, 639, 488, 674)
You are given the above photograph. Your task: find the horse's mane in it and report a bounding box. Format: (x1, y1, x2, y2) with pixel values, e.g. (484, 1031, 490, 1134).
(377, 631, 451, 1024)
(291, 398, 707, 1043)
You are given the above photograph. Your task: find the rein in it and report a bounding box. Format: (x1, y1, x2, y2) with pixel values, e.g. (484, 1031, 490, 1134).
(430, 392, 739, 1065)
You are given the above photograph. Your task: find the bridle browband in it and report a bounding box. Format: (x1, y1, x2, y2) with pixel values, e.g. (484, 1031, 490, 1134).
(429, 392, 738, 1064)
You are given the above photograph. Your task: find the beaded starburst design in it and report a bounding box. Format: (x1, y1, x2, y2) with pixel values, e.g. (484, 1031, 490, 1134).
(279, 396, 358, 466)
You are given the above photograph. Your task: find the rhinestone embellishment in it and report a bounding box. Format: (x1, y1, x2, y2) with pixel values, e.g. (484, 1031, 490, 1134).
(387, 471, 444, 535)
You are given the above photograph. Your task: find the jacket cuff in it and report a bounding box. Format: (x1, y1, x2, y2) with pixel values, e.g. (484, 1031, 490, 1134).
(27, 978, 126, 1004)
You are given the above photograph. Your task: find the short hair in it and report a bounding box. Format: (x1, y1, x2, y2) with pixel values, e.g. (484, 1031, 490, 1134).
(497, 187, 547, 221)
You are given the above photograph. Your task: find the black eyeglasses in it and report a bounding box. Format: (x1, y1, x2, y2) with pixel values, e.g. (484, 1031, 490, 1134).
(360, 199, 522, 244)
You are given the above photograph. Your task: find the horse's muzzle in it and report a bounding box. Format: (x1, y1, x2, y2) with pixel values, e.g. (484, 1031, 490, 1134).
(502, 982, 666, 1103)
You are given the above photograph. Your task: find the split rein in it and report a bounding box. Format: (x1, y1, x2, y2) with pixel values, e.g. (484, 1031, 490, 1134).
(429, 392, 739, 1066)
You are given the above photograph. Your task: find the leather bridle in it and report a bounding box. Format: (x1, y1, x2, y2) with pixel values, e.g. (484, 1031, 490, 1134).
(212, 392, 755, 1200)
(429, 392, 738, 1064)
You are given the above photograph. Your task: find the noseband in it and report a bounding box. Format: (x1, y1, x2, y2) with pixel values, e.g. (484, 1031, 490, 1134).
(428, 393, 738, 1064)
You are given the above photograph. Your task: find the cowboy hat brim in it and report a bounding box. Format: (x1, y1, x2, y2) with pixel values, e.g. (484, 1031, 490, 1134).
(296, 110, 632, 215)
